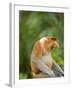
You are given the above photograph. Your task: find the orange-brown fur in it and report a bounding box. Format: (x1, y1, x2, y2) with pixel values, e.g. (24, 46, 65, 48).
(31, 37, 59, 78)
(33, 41, 42, 59)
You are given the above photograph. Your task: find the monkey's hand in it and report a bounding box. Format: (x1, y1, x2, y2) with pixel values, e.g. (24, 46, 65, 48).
(32, 60, 55, 77)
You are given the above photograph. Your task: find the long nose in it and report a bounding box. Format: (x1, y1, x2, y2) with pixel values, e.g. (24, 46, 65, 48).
(54, 41, 59, 48)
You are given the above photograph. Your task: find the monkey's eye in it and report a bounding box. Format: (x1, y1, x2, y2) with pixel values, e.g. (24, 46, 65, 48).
(51, 46, 54, 49)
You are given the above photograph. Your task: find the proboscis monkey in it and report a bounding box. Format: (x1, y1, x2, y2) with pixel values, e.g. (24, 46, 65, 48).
(31, 37, 64, 78)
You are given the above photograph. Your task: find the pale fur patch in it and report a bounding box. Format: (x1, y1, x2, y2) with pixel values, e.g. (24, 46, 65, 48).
(39, 37, 47, 53)
(39, 37, 47, 48)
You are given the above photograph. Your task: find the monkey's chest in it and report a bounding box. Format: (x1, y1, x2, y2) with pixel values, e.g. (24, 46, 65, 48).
(42, 55, 53, 69)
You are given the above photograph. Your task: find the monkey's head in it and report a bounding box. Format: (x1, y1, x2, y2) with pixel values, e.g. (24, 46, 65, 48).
(39, 37, 59, 53)
(32, 36, 59, 58)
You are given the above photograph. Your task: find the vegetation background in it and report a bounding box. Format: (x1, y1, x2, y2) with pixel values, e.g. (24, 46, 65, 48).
(19, 11, 64, 79)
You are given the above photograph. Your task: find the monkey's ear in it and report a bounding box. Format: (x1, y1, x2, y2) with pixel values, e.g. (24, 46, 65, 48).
(33, 41, 42, 58)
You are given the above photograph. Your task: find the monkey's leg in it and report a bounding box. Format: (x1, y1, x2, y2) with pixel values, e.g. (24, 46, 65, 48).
(31, 64, 40, 74)
(32, 72, 49, 78)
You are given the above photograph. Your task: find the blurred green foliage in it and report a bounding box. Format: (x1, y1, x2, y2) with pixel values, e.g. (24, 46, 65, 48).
(19, 11, 64, 79)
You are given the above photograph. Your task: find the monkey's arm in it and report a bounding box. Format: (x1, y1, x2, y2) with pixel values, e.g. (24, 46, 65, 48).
(32, 60, 55, 77)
